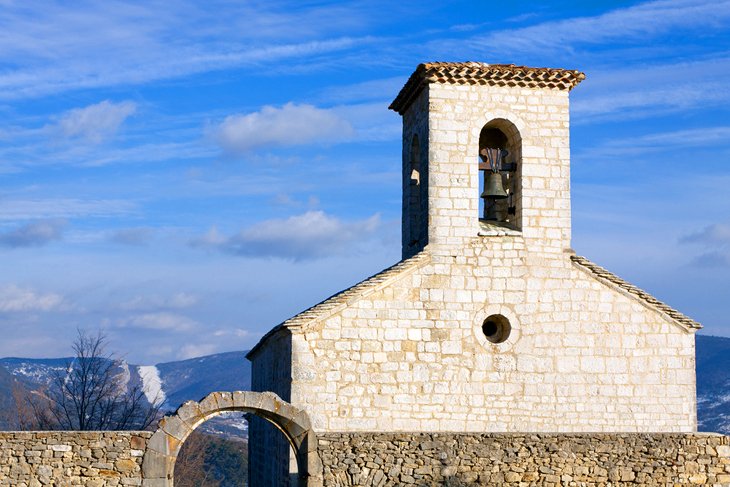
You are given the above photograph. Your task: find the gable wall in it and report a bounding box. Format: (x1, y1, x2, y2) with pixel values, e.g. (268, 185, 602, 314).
(289, 241, 696, 433)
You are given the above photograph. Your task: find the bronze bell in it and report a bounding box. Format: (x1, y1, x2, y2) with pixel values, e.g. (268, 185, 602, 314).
(481, 172, 508, 199)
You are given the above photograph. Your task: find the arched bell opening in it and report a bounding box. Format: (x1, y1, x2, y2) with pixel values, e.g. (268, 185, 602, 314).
(478, 119, 522, 230)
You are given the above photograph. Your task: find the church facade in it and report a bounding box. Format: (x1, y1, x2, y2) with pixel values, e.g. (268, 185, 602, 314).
(247, 62, 700, 483)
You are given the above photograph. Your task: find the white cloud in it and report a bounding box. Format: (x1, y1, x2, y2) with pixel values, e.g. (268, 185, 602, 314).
(191, 210, 381, 260)
(0, 284, 64, 312)
(54, 100, 136, 143)
(212, 103, 354, 153)
(118, 312, 198, 331)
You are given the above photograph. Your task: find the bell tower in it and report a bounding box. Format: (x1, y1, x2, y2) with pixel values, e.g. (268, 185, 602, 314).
(390, 63, 585, 259)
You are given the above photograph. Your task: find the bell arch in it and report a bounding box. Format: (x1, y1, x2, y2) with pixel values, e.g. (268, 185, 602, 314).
(478, 118, 522, 230)
(141, 391, 322, 487)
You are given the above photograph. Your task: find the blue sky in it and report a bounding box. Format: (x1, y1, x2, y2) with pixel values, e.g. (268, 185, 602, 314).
(1, 0, 729, 364)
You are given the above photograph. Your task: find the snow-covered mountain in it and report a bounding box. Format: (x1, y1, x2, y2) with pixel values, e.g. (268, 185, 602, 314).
(0, 350, 250, 416)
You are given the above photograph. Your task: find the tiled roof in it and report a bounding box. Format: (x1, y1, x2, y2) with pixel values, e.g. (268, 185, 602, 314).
(246, 252, 431, 359)
(389, 62, 586, 115)
(571, 255, 702, 330)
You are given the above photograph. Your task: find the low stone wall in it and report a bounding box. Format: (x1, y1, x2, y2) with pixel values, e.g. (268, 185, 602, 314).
(0, 431, 151, 486)
(317, 432, 730, 486)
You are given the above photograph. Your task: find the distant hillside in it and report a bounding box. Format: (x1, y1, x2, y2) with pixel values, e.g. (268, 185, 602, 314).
(0, 364, 21, 429)
(696, 335, 730, 434)
(0, 351, 250, 417)
(155, 351, 250, 410)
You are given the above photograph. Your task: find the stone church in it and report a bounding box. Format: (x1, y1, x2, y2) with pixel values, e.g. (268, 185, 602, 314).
(246, 62, 700, 482)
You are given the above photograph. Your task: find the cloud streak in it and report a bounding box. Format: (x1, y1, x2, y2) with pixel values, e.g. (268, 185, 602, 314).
(681, 223, 730, 247)
(116, 312, 199, 331)
(191, 210, 381, 260)
(0, 1, 379, 100)
(450, 0, 730, 56)
(0, 199, 135, 220)
(0, 219, 66, 248)
(109, 227, 154, 246)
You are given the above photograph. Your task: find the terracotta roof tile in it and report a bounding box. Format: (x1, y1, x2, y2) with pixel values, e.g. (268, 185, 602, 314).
(571, 255, 701, 330)
(389, 62, 585, 115)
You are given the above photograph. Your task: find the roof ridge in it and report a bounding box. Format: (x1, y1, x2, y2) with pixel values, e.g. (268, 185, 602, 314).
(246, 252, 432, 359)
(390, 62, 585, 114)
(570, 255, 701, 330)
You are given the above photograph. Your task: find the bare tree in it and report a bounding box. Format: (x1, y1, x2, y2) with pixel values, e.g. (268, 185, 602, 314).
(29, 329, 161, 430)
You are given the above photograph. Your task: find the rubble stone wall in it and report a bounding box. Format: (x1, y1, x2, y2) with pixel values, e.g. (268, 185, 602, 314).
(317, 432, 730, 486)
(0, 431, 151, 486)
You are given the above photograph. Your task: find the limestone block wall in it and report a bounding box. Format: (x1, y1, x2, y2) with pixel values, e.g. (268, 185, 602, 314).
(287, 240, 697, 433)
(0, 431, 150, 486)
(401, 88, 429, 259)
(317, 432, 730, 486)
(249, 329, 295, 487)
(406, 83, 572, 252)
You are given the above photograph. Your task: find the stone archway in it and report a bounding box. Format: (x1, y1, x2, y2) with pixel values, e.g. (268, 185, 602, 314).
(141, 391, 322, 487)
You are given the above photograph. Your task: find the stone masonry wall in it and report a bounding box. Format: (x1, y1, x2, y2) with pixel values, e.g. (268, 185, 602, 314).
(424, 83, 571, 252)
(317, 432, 730, 486)
(0, 431, 150, 486)
(249, 329, 295, 487)
(289, 240, 697, 433)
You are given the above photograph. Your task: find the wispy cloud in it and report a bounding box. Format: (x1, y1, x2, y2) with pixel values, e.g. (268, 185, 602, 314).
(109, 227, 154, 245)
(116, 312, 199, 331)
(0, 284, 64, 312)
(190, 210, 381, 260)
(449, 0, 730, 56)
(680, 223, 730, 268)
(51, 100, 136, 143)
(118, 293, 199, 312)
(681, 223, 730, 246)
(211, 103, 354, 154)
(0, 199, 135, 220)
(573, 126, 730, 162)
(690, 251, 730, 268)
(0, 219, 65, 248)
(0, 2, 380, 100)
(573, 57, 730, 121)
(317, 76, 406, 104)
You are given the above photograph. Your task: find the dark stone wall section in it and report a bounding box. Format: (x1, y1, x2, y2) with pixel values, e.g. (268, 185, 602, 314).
(317, 432, 730, 486)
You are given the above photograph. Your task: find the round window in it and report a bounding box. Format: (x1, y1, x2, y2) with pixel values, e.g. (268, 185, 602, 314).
(481, 314, 511, 344)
